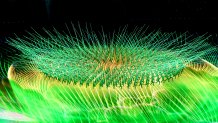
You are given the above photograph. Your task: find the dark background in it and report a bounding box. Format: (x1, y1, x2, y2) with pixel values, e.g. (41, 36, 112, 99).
(1, 0, 218, 32)
(0, 0, 218, 58)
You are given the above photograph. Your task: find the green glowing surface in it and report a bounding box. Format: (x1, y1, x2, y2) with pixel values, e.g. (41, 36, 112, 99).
(0, 26, 218, 122)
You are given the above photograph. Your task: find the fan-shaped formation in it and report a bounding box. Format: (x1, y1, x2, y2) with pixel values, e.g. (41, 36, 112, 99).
(0, 25, 217, 122)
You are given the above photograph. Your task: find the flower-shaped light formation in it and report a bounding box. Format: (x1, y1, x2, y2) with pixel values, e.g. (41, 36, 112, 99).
(0, 25, 218, 122)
